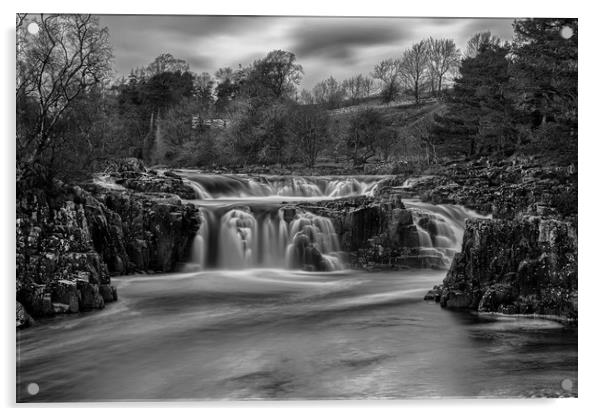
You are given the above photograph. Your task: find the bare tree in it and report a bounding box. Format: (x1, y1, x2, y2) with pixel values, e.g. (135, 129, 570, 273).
(298, 89, 315, 105)
(465, 31, 501, 58)
(372, 59, 402, 103)
(16, 14, 112, 178)
(342, 74, 374, 105)
(312, 76, 345, 109)
(288, 105, 330, 168)
(399, 40, 430, 104)
(427, 37, 461, 97)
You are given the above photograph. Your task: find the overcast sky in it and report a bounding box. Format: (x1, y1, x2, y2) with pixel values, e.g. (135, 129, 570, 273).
(98, 15, 515, 89)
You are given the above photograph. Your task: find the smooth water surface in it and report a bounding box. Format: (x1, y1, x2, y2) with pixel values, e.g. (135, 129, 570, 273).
(17, 269, 577, 401)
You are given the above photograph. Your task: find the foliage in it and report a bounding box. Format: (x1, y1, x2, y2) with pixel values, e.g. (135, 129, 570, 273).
(16, 14, 112, 181)
(346, 109, 385, 166)
(398, 40, 430, 103)
(288, 105, 331, 167)
(15, 18, 578, 178)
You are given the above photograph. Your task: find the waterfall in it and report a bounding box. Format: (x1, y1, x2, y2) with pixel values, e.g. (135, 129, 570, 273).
(218, 209, 258, 269)
(187, 205, 343, 272)
(177, 172, 389, 200)
(403, 200, 490, 268)
(176, 172, 487, 272)
(286, 211, 343, 271)
(184, 179, 212, 200)
(190, 209, 211, 268)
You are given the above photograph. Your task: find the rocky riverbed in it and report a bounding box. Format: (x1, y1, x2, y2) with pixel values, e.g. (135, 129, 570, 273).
(390, 158, 578, 321)
(16, 156, 578, 327)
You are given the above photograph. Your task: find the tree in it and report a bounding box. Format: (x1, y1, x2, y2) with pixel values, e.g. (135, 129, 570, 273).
(245, 50, 303, 100)
(511, 19, 577, 128)
(426, 38, 461, 97)
(374, 126, 398, 161)
(510, 18, 577, 161)
(194, 72, 215, 113)
(436, 42, 515, 156)
(288, 105, 330, 167)
(465, 31, 501, 58)
(312, 76, 346, 109)
(145, 53, 189, 77)
(399, 40, 430, 104)
(342, 74, 374, 105)
(346, 109, 384, 166)
(298, 89, 315, 105)
(372, 59, 401, 103)
(214, 67, 241, 114)
(16, 14, 112, 180)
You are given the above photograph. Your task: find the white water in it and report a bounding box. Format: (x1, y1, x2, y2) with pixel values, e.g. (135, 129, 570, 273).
(175, 171, 388, 200)
(18, 173, 577, 402)
(177, 174, 490, 272)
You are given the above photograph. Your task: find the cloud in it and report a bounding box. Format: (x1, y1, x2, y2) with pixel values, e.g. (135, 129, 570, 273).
(288, 18, 411, 62)
(97, 15, 515, 87)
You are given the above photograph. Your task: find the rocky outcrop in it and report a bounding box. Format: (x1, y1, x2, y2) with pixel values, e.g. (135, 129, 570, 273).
(439, 217, 577, 320)
(114, 174, 196, 200)
(378, 158, 577, 225)
(85, 185, 200, 272)
(16, 162, 201, 323)
(304, 194, 450, 270)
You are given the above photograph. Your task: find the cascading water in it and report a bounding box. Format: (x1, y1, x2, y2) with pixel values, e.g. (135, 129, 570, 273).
(218, 209, 258, 268)
(403, 200, 491, 268)
(189, 205, 343, 271)
(189, 208, 211, 269)
(175, 171, 387, 200)
(286, 211, 343, 271)
(172, 173, 487, 272)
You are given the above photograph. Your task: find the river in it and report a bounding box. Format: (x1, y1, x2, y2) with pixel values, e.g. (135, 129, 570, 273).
(17, 268, 577, 401)
(16, 173, 578, 401)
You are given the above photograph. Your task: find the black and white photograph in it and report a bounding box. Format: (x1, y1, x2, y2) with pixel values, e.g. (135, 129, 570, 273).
(12, 4, 581, 405)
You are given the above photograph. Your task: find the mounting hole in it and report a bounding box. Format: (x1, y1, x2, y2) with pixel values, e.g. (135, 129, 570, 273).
(560, 26, 574, 40)
(27, 22, 39, 35)
(27, 382, 39, 396)
(561, 378, 573, 391)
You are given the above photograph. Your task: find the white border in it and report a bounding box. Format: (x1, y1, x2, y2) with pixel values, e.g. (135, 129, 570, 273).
(2, 0, 598, 414)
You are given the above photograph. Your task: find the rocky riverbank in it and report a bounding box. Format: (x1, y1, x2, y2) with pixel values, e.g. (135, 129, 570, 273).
(16, 159, 201, 327)
(439, 217, 577, 319)
(398, 157, 578, 321)
(16, 156, 578, 326)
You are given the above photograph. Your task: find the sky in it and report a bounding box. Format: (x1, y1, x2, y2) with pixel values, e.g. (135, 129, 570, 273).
(98, 15, 515, 89)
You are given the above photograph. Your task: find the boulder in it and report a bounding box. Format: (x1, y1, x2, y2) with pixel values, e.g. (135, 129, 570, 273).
(99, 284, 116, 303)
(16, 301, 33, 328)
(76, 280, 105, 311)
(441, 290, 473, 309)
(424, 285, 442, 302)
(50, 279, 80, 313)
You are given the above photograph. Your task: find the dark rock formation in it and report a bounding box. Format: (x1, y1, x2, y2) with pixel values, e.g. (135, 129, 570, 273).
(114, 175, 196, 200)
(86, 185, 201, 272)
(16, 301, 34, 329)
(424, 285, 442, 302)
(439, 217, 577, 320)
(304, 194, 449, 270)
(16, 160, 201, 323)
(379, 158, 577, 225)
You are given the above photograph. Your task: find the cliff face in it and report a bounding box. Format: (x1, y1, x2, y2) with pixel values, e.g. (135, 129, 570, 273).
(440, 217, 577, 319)
(16, 161, 200, 326)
